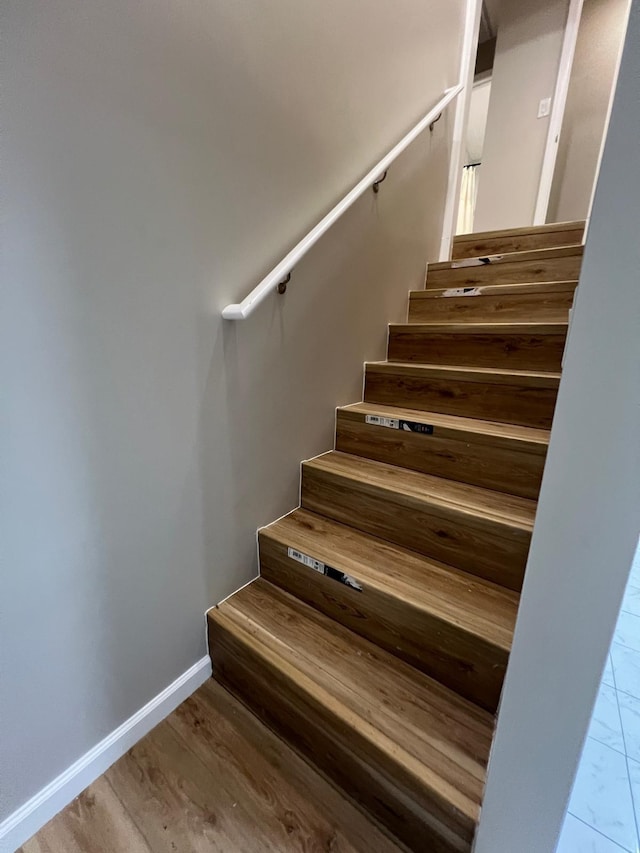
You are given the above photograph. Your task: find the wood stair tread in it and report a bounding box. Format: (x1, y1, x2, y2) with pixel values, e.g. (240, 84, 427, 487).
(211, 579, 494, 827)
(428, 244, 584, 272)
(340, 401, 550, 448)
(262, 508, 519, 652)
(411, 280, 578, 299)
(304, 450, 536, 530)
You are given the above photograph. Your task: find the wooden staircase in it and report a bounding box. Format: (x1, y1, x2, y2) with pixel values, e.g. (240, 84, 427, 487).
(208, 220, 585, 852)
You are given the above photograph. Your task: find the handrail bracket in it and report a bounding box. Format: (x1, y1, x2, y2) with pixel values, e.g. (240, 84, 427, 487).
(372, 170, 388, 194)
(277, 273, 291, 294)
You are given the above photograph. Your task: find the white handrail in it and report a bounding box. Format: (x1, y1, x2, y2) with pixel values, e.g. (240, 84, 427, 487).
(222, 83, 464, 320)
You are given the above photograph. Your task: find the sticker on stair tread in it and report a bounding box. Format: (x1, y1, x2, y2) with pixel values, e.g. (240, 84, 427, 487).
(451, 255, 503, 268)
(288, 548, 325, 573)
(366, 414, 434, 435)
(442, 287, 481, 297)
(401, 421, 434, 434)
(365, 414, 400, 429)
(287, 548, 363, 592)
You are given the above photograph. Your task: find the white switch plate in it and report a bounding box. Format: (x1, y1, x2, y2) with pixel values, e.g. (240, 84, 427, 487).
(538, 97, 552, 118)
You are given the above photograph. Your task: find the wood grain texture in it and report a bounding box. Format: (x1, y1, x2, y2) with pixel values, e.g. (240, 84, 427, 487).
(209, 579, 494, 852)
(301, 451, 534, 591)
(408, 281, 576, 323)
(336, 402, 548, 498)
(452, 221, 585, 259)
(259, 508, 518, 712)
(425, 245, 583, 288)
(20, 680, 403, 853)
(212, 624, 441, 853)
(387, 322, 567, 371)
(364, 361, 560, 428)
(18, 777, 153, 853)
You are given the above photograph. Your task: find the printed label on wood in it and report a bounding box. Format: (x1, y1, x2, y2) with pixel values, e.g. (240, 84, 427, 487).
(287, 547, 363, 592)
(365, 415, 434, 435)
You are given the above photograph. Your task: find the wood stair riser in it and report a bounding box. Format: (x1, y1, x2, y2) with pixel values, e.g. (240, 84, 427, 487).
(259, 529, 509, 712)
(452, 222, 584, 259)
(387, 326, 566, 371)
(408, 285, 576, 323)
(301, 462, 530, 591)
(364, 364, 559, 429)
(426, 247, 583, 289)
(336, 408, 546, 499)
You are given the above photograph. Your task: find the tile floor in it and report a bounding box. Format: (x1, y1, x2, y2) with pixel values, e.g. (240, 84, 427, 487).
(557, 546, 640, 853)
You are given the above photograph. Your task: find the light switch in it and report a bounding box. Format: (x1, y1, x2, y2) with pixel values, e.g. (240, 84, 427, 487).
(538, 97, 552, 118)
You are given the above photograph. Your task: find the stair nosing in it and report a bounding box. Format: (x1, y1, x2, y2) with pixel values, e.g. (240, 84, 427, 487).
(367, 360, 561, 375)
(365, 361, 562, 386)
(389, 321, 569, 332)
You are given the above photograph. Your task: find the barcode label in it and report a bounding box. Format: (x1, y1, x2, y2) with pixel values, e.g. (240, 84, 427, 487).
(287, 548, 363, 592)
(442, 287, 481, 297)
(365, 415, 400, 429)
(451, 255, 502, 269)
(366, 415, 434, 436)
(287, 547, 325, 573)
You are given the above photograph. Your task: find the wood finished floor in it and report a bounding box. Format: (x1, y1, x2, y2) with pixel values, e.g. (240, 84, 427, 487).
(19, 679, 403, 853)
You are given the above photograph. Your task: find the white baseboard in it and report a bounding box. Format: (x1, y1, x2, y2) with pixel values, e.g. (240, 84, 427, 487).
(0, 656, 212, 853)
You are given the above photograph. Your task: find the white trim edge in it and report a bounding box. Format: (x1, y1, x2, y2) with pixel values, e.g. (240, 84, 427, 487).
(583, 0, 632, 240)
(0, 656, 212, 853)
(438, 0, 483, 261)
(533, 0, 584, 225)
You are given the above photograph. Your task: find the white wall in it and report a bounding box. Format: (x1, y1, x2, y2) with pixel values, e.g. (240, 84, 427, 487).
(547, 0, 630, 223)
(474, 2, 640, 849)
(0, 0, 467, 834)
(474, 0, 569, 231)
(466, 77, 492, 164)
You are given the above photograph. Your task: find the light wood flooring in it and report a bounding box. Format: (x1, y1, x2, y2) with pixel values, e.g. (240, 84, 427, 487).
(19, 679, 402, 853)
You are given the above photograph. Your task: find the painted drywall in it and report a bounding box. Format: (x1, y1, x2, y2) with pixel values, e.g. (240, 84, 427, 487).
(547, 0, 630, 222)
(0, 0, 466, 829)
(474, 2, 640, 849)
(474, 0, 570, 231)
